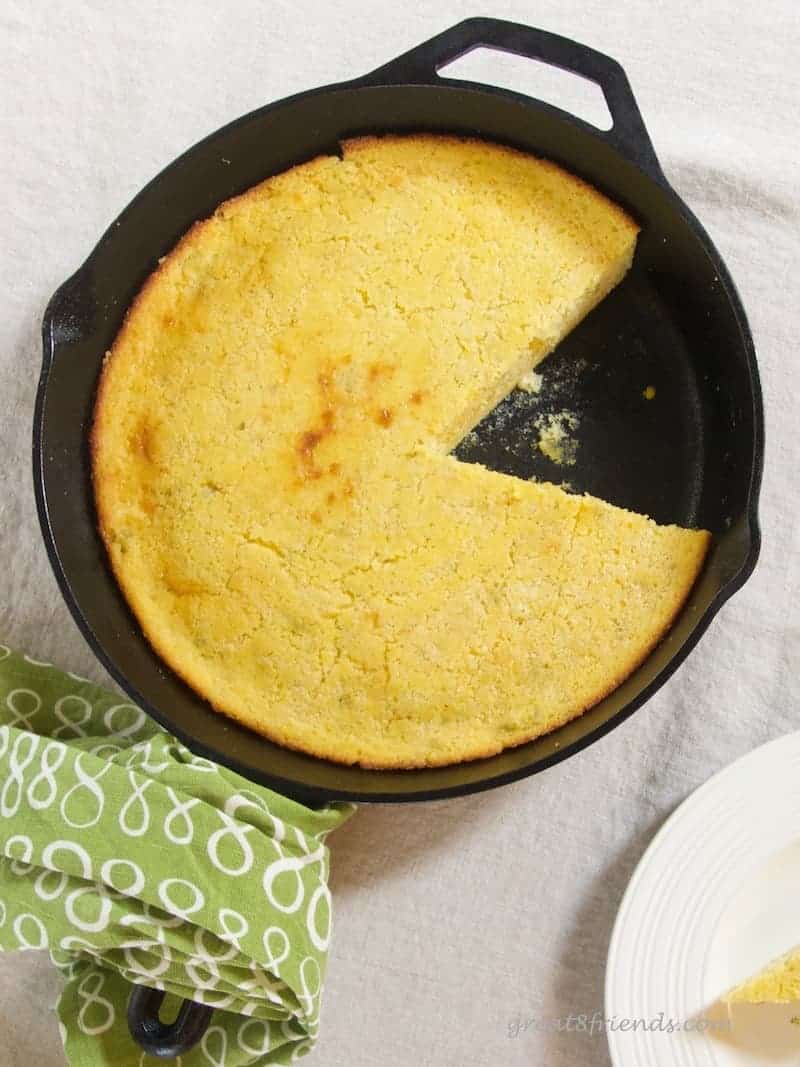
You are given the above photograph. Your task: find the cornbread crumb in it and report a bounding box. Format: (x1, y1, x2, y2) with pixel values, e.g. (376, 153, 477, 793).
(92, 134, 709, 769)
(518, 370, 543, 394)
(536, 411, 580, 465)
(724, 945, 800, 1004)
(643, 385, 657, 400)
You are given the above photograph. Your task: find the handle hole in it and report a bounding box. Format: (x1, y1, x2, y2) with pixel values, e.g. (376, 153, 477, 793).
(154, 997, 182, 1026)
(437, 48, 613, 131)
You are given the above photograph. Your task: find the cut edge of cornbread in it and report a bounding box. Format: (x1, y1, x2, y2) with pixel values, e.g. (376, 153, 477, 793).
(723, 946, 800, 1005)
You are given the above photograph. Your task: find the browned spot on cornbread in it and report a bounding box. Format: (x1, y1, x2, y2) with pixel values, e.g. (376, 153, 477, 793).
(296, 408, 338, 479)
(296, 430, 324, 471)
(410, 390, 425, 406)
(368, 362, 396, 382)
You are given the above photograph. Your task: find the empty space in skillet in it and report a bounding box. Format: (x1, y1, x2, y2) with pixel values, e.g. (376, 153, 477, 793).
(455, 271, 704, 527)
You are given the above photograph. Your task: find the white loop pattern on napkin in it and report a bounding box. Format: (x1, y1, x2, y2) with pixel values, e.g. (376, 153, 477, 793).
(123, 941, 173, 980)
(76, 970, 116, 1035)
(193, 924, 238, 965)
(261, 925, 291, 975)
(185, 955, 221, 991)
(207, 809, 255, 876)
(263, 846, 324, 914)
(13, 912, 47, 949)
(200, 1025, 228, 1067)
(5, 689, 41, 730)
(60, 752, 110, 829)
(306, 882, 332, 951)
(27, 741, 66, 810)
(6, 834, 34, 865)
(100, 858, 145, 898)
(163, 788, 200, 845)
(157, 878, 204, 919)
(41, 839, 93, 880)
(53, 695, 92, 739)
(103, 703, 147, 739)
(60, 935, 99, 954)
(34, 867, 68, 902)
(217, 907, 249, 952)
(65, 884, 113, 933)
(237, 1018, 271, 1057)
(297, 955, 321, 1017)
(2, 732, 39, 816)
(123, 738, 171, 775)
(119, 772, 153, 836)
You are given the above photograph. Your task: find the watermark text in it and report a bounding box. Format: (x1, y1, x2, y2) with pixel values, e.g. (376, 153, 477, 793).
(507, 1011, 732, 1039)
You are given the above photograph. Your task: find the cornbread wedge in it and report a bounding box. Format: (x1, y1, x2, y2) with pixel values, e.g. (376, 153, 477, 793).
(725, 946, 800, 1005)
(92, 134, 710, 767)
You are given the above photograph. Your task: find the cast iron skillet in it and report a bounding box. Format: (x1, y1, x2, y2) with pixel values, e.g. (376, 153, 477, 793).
(35, 18, 762, 1056)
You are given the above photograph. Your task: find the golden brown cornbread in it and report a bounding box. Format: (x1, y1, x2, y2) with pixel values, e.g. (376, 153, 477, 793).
(92, 134, 711, 768)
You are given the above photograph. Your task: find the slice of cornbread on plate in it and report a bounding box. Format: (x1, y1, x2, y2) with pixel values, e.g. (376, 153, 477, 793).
(724, 945, 800, 1004)
(92, 133, 710, 768)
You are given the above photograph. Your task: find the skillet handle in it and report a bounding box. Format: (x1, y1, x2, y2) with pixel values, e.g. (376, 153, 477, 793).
(128, 985, 213, 1059)
(362, 17, 664, 182)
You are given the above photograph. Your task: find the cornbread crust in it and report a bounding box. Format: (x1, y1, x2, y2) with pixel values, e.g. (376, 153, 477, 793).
(92, 134, 710, 768)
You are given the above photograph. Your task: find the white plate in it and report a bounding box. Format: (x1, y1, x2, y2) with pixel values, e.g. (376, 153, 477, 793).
(606, 731, 800, 1067)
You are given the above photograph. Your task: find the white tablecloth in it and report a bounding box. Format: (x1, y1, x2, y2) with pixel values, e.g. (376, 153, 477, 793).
(2, 2, 798, 1064)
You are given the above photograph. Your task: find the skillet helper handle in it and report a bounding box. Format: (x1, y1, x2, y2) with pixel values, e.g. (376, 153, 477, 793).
(363, 16, 664, 182)
(128, 985, 213, 1059)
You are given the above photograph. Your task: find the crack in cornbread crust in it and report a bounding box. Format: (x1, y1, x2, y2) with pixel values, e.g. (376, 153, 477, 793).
(92, 134, 710, 768)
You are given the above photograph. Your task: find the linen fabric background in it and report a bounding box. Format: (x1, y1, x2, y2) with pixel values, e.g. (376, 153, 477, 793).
(2, 1, 798, 1064)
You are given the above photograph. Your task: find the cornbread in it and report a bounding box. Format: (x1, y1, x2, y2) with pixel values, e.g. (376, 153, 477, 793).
(92, 134, 710, 768)
(724, 946, 800, 1004)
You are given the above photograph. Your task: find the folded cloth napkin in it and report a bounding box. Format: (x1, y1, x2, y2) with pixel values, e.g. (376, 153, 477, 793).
(0, 645, 354, 1065)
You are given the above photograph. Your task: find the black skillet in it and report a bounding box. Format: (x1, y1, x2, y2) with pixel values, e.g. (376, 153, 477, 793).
(34, 18, 763, 1057)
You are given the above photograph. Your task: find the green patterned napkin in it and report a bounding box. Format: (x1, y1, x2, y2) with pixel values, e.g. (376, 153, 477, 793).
(0, 645, 354, 1065)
